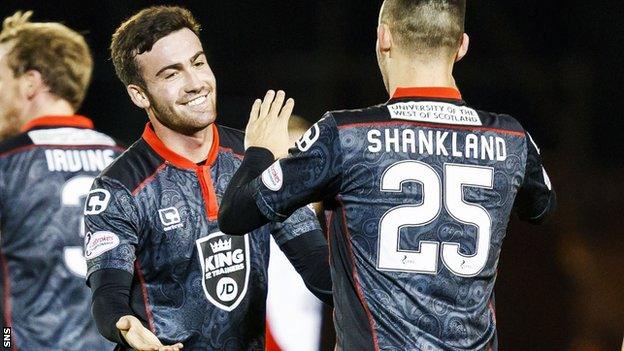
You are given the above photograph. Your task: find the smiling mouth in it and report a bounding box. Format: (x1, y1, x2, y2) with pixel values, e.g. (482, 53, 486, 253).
(183, 95, 208, 106)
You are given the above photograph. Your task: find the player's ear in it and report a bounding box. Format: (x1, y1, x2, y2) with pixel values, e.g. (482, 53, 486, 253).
(377, 23, 392, 57)
(19, 69, 45, 99)
(455, 33, 469, 63)
(127, 84, 150, 109)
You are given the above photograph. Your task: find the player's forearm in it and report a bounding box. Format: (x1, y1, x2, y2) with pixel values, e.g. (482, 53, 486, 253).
(89, 269, 134, 346)
(219, 147, 274, 234)
(279, 229, 333, 306)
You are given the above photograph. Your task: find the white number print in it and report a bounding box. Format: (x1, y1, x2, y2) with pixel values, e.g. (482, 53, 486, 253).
(376, 161, 494, 277)
(61, 176, 95, 277)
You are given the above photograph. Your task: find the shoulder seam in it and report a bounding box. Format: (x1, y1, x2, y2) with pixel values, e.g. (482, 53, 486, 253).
(217, 124, 244, 134)
(130, 162, 167, 196)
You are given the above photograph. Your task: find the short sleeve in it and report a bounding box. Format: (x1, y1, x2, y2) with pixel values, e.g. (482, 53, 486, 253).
(513, 132, 556, 223)
(253, 113, 343, 221)
(84, 177, 141, 282)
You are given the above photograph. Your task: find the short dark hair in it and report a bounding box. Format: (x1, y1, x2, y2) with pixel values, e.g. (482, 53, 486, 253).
(110, 6, 201, 87)
(381, 0, 466, 56)
(0, 11, 93, 110)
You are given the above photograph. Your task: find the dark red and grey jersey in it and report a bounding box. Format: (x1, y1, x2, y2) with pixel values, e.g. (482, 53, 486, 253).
(0, 115, 121, 350)
(84, 123, 320, 350)
(249, 88, 555, 350)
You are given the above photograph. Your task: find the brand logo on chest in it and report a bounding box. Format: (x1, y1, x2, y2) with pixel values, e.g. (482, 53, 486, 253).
(158, 207, 183, 231)
(196, 231, 250, 311)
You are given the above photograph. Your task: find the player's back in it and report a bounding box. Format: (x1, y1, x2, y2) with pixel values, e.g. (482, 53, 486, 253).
(326, 88, 554, 350)
(0, 115, 122, 350)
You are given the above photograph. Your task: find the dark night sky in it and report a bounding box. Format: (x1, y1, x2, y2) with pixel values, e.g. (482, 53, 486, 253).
(2, 1, 622, 350)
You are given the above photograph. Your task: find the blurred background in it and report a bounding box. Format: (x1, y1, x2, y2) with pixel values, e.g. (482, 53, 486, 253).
(2, 1, 622, 350)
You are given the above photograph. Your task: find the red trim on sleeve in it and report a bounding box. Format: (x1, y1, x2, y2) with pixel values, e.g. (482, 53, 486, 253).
(392, 87, 462, 100)
(134, 261, 156, 333)
(0, 250, 16, 351)
(132, 163, 167, 195)
(20, 115, 94, 132)
(218, 146, 244, 159)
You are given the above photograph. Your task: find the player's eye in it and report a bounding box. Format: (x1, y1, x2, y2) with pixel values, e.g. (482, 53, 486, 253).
(165, 71, 178, 79)
(194, 61, 206, 68)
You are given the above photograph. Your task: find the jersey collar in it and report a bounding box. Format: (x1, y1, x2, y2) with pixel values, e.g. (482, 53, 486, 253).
(391, 87, 462, 101)
(20, 115, 94, 132)
(142, 122, 220, 169)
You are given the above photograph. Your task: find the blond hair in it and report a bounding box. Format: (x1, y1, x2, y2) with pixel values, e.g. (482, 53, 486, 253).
(0, 11, 93, 110)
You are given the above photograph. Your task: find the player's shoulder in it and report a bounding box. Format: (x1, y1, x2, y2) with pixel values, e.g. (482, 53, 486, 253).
(0, 133, 34, 157)
(474, 108, 527, 136)
(97, 138, 164, 193)
(0, 127, 123, 156)
(216, 124, 245, 156)
(325, 103, 389, 127)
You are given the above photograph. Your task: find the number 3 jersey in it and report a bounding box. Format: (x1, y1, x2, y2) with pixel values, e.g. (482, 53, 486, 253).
(0, 116, 121, 350)
(84, 123, 320, 350)
(250, 88, 556, 350)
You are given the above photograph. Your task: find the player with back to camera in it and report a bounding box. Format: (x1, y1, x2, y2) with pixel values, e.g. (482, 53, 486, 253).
(84, 6, 332, 351)
(0, 10, 119, 351)
(219, 0, 556, 350)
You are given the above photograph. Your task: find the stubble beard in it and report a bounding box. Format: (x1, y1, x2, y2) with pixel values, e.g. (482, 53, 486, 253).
(149, 93, 216, 136)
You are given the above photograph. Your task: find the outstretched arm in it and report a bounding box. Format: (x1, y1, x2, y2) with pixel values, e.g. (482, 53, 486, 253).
(219, 90, 343, 234)
(84, 178, 183, 351)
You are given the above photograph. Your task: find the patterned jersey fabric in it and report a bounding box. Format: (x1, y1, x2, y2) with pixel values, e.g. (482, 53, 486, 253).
(0, 115, 121, 351)
(251, 88, 555, 350)
(84, 123, 320, 350)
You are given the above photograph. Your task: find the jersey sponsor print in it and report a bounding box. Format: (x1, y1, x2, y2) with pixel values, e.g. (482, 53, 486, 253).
(84, 123, 320, 350)
(251, 87, 555, 350)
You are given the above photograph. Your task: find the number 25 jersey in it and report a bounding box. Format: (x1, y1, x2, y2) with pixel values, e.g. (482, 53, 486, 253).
(251, 87, 556, 350)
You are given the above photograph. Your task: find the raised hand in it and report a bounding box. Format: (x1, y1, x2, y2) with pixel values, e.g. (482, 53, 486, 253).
(244, 90, 295, 159)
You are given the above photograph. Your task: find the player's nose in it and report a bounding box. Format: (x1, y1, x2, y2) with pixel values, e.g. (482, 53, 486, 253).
(182, 70, 204, 93)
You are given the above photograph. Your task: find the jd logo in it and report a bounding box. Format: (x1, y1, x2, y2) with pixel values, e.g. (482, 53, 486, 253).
(216, 277, 238, 302)
(84, 189, 111, 215)
(196, 231, 250, 311)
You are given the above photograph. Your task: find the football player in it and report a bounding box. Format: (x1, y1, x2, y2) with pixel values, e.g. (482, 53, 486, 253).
(219, 1, 556, 350)
(85, 6, 331, 350)
(0, 10, 118, 351)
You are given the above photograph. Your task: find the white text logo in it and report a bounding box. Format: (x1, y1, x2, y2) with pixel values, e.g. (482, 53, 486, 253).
(159, 207, 183, 231)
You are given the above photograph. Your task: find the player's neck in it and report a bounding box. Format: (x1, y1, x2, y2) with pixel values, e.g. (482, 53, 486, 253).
(150, 118, 214, 164)
(386, 55, 458, 97)
(20, 96, 75, 127)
